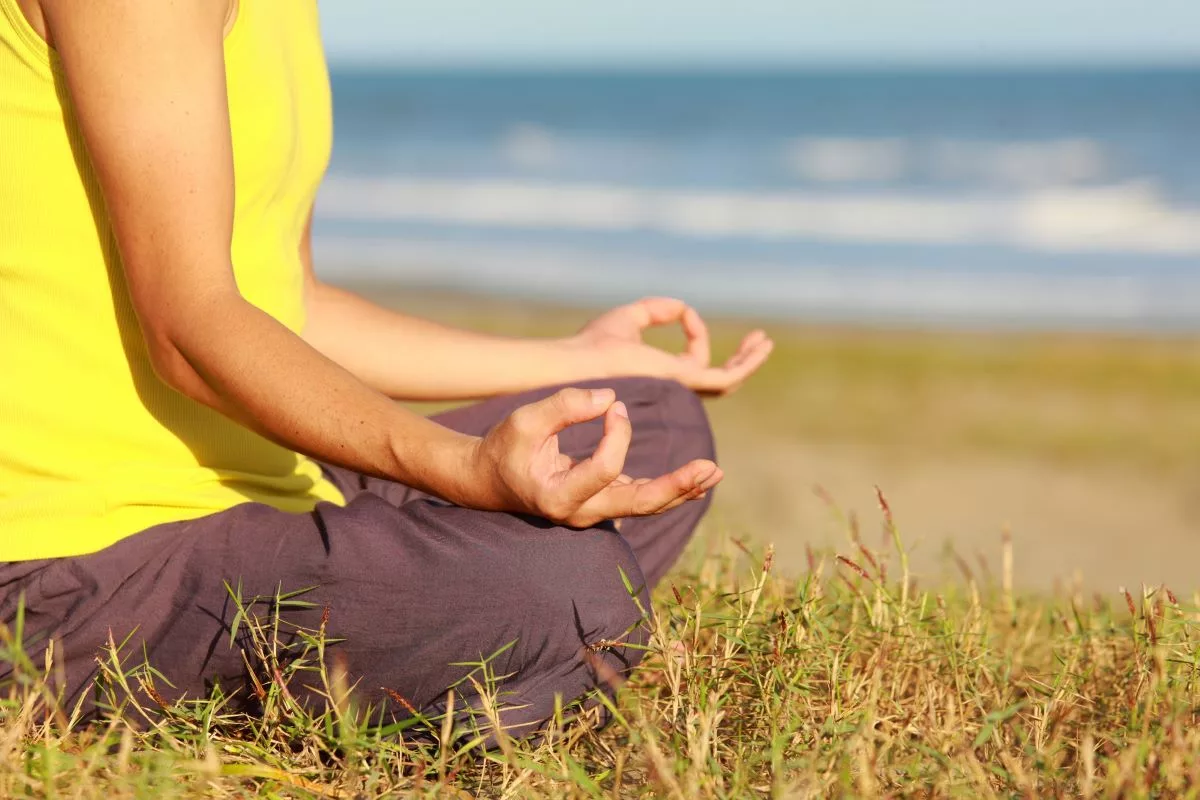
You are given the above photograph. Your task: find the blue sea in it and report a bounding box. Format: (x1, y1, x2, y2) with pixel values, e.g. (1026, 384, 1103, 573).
(311, 68, 1200, 329)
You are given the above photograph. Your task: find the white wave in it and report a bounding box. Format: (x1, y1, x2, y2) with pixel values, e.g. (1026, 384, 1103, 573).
(785, 138, 910, 183)
(783, 137, 1106, 186)
(316, 176, 1200, 256)
(502, 124, 562, 170)
(928, 138, 1106, 187)
(782, 137, 1107, 186)
(499, 123, 663, 173)
(311, 236, 1200, 327)
(494, 131, 1107, 187)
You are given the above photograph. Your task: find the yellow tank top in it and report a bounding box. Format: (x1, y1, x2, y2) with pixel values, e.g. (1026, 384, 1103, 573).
(0, 0, 346, 561)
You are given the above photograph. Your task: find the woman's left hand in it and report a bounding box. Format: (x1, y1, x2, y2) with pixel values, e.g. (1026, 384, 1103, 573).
(570, 297, 774, 397)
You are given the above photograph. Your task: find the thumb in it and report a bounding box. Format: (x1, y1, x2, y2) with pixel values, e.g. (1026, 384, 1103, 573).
(515, 387, 616, 439)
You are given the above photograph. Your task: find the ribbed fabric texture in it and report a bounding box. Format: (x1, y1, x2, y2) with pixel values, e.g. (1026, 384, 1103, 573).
(0, 0, 345, 561)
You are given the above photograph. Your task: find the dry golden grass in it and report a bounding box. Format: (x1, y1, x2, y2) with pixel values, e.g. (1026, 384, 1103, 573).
(2, 502, 1199, 798)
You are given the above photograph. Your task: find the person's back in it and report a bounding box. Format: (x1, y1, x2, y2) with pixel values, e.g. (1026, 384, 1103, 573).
(0, 0, 342, 561)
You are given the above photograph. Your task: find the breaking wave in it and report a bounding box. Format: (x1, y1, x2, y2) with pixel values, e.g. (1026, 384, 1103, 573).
(317, 177, 1200, 257)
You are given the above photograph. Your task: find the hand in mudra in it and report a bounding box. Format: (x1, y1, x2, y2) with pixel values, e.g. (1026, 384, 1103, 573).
(573, 297, 774, 397)
(475, 387, 721, 527)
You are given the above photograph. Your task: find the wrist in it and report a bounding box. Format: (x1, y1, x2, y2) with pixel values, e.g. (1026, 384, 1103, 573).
(450, 433, 498, 509)
(440, 433, 496, 509)
(384, 419, 490, 508)
(557, 334, 620, 381)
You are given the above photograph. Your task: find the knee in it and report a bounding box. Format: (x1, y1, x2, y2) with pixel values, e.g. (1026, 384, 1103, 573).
(658, 378, 716, 460)
(614, 377, 716, 465)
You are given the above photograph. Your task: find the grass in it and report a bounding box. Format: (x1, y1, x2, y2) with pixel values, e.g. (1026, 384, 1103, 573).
(4, 493, 1200, 798)
(706, 324, 1200, 474)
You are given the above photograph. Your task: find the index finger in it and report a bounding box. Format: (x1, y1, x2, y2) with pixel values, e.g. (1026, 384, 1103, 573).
(681, 305, 711, 366)
(634, 297, 710, 364)
(513, 387, 616, 440)
(630, 297, 689, 328)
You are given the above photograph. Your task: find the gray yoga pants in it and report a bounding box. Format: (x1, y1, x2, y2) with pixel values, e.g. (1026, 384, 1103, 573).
(0, 377, 714, 738)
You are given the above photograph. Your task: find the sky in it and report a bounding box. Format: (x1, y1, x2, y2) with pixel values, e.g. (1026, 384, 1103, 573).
(320, 0, 1200, 68)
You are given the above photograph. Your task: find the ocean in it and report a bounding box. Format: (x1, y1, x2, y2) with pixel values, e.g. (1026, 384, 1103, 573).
(311, 68, 1200, 329)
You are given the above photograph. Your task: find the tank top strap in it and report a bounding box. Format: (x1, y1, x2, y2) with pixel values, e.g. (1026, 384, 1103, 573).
(0, 0, 54, 71)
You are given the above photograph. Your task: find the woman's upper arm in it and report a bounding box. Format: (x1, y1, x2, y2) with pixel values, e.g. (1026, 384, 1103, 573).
(40, 0, 240, 349)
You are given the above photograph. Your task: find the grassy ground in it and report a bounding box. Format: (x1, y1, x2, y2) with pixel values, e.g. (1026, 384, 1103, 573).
(3, 511, 1199, 798)
(5, 288, 1199, 796)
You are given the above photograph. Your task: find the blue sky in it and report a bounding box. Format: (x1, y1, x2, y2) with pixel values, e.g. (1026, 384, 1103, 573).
(320, 0, 1200, 68)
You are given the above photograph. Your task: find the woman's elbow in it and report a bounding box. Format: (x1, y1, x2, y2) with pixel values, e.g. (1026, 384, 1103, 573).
(141, 329, 202, 397)
(133, 300, 228, 406)
(134, 286, 239, 402)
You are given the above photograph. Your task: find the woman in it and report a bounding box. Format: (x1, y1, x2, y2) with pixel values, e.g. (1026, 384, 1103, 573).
(0, 0, 772, 737)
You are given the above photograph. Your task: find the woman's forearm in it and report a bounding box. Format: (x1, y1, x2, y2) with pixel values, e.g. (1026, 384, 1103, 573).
(164, 290, 483, 505)
(302, 280, 611, 401)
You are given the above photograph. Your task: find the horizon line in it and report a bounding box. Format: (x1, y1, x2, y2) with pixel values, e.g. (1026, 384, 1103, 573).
(325, 56, 1200, 73)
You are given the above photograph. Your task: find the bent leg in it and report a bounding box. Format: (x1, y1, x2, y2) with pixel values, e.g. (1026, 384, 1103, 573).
(0, 496, 649, 740)
(325, 377, 716, 588)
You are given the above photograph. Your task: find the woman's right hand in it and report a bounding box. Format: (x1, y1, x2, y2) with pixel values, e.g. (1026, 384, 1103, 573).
(471, 388, 722, 528)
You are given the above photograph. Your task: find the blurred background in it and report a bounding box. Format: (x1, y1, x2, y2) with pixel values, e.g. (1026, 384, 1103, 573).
(310, 1, 1200, 591)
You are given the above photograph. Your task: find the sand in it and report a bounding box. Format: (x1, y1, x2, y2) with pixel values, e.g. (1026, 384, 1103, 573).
(708, 435, 1199, 593)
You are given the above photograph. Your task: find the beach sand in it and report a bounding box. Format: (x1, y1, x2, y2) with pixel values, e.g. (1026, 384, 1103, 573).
(340, 282, 1200, 593)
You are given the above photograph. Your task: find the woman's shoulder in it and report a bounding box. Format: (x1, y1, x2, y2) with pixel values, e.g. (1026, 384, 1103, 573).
(14, 0, 238, 49)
